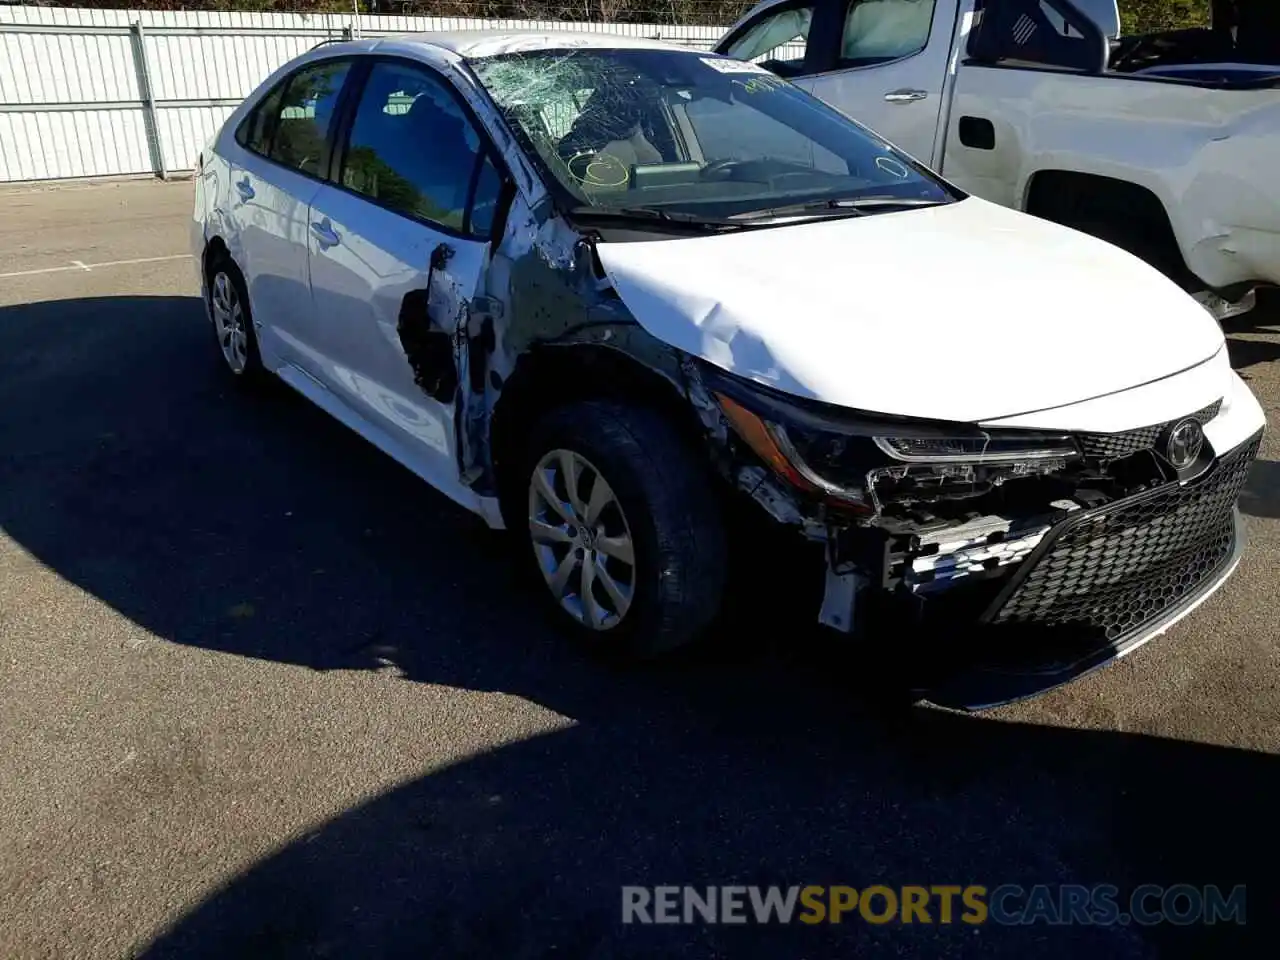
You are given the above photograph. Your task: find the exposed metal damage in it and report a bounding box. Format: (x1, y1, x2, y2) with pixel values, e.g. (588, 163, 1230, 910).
(391, 179, 1245, 665)
(332, 34, 1260, 708)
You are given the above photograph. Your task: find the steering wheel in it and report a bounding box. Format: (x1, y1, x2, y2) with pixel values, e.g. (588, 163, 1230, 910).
(701, 158, 747, 182)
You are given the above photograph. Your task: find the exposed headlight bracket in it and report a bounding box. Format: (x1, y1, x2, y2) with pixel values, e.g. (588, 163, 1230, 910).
(873, 434, 1079, 464)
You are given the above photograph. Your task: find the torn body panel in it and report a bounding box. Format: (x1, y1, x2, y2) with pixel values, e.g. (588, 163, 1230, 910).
(438, 186, 708, 499)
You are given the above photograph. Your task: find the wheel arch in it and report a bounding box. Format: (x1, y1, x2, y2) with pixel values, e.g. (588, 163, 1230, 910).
(488, 340, 710, 517)
(1023, 169, 1194, 285)
(201, 234, 232, 283)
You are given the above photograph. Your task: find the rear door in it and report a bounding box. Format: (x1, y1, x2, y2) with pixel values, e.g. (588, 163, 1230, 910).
(226, 58, 353, 369)
(806, 0, 955, 164)
(304, 57, 507, 489)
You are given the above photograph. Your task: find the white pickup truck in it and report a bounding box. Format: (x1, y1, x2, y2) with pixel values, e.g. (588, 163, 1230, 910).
(714, 0, 1280, 319)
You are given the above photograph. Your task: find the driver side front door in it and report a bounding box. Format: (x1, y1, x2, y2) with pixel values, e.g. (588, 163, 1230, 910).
(304, 57, 508, 501)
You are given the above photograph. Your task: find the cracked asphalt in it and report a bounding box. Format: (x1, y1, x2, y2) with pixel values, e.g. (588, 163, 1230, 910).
(0, 179, 1277, 959)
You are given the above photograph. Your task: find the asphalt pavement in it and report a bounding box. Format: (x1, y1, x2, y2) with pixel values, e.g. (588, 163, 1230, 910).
(0, 179, 1277, 959)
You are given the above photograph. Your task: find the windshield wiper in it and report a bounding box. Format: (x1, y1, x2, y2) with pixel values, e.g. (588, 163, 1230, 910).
(568, 205, 747, 230)
(567, 205, 745, 232)
(728, 195, 949, 222)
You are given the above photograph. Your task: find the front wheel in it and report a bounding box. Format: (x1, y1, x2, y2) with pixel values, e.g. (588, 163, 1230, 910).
(520, 401, 727, 658)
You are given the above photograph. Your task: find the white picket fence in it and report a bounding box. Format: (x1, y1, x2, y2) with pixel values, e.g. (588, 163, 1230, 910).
(0, 5, 729, 183)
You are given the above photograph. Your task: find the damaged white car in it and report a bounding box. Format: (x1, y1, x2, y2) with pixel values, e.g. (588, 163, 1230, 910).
(191, 31, 1265, 708)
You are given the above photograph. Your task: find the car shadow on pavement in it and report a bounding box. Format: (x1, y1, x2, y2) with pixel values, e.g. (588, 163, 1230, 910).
(1226, 333, 1280, 375)
(1, 296, 1276, 959)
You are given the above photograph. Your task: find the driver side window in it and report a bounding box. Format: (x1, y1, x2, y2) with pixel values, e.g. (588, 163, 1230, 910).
(723, 5, 815, 76)
(840, 0, 937, 64)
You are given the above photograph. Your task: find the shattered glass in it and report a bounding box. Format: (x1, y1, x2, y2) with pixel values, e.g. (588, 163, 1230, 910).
(469, 48, 953, 219)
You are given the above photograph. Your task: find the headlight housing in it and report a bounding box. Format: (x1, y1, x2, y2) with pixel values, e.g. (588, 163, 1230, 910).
(706, 368, 1080, 512)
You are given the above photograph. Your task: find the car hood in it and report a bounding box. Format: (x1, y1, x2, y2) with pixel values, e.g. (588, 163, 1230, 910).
(594, 197, 1226, 424)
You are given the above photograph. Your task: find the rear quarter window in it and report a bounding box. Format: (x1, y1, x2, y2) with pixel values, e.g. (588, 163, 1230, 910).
(233, 59, 351, 178)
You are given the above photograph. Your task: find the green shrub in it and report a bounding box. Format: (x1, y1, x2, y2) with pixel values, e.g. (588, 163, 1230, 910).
(1121, 0, 1211, 34)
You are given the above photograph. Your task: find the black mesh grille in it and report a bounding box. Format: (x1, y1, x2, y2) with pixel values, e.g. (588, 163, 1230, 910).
(1077, 399, 1223, 460)
(985, 432, 1259, 641)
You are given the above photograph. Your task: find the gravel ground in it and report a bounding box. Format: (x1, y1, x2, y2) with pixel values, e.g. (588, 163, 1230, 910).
(0, 179, 1276, 959)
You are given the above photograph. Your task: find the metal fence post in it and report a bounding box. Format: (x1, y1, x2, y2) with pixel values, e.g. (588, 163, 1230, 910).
(129, 19, 168, 180)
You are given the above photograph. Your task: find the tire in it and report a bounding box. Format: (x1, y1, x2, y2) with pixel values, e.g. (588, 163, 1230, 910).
(518, 400, 727, 658)
(206, 252, 264, 380)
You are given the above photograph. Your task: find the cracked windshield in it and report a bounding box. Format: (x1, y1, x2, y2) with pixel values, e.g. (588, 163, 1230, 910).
(470, 47, 954, 222)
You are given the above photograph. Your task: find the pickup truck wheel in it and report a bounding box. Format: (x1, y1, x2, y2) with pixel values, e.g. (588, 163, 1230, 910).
(521, 401, 727, 658)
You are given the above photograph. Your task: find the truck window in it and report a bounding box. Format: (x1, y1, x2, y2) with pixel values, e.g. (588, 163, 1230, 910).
(840, 0, 938, 65)
(967, 0, 1106, 72)
(722, 4, 815, 77)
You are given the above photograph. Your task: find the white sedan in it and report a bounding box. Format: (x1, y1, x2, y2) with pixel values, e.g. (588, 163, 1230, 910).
(190, 30, 1265, 708)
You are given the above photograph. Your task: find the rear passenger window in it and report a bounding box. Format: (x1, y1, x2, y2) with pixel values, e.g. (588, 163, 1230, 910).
(268, 60, 351, 176)
(339, 61, 492, 236)
(236, 79, 286, 153)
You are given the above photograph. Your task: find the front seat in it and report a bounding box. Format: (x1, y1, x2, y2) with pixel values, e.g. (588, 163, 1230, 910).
(556, 85, 664, 173)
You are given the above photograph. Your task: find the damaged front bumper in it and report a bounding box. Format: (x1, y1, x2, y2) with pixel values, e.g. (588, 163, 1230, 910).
(924, 508, 1248, 710)
(698, 361, 1264, 709)
(844, 431, 1260, 710)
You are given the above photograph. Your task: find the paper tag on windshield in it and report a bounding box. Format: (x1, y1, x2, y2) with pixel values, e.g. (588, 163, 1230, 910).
(699, 56, 771, 74)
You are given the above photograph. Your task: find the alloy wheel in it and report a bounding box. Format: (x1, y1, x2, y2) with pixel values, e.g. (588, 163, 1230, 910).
(528, 448, 637, 631)
(210, 270, 249, 373)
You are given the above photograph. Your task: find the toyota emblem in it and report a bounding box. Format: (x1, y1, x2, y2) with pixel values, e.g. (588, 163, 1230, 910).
(1165, 418, 1205, 469)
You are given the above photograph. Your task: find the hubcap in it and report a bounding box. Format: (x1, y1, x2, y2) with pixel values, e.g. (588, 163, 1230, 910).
(528, 448, 636, 631)
(210, 270, 248, 373)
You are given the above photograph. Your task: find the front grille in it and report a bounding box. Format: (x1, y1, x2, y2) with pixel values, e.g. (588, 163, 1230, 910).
(1077, 399, 1222, 460)
(985, 432, 1259, 642)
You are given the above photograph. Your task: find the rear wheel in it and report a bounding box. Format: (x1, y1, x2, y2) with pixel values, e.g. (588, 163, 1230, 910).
(520, 401, 727, 658)
(206, 255, 263, 379)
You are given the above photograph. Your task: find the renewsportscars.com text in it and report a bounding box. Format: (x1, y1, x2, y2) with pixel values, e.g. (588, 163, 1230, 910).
(621, 884, 1246, 926)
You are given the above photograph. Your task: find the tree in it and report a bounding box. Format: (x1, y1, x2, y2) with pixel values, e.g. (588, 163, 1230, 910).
(1119, 0, 1210, 34)
(23, 2, 1218, 33)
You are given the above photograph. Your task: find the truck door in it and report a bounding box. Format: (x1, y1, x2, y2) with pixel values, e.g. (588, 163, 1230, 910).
(805, 0, 958, 165)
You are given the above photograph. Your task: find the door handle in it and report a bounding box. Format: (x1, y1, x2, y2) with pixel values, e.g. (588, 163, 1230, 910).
(235, 177, 255, 200)
(310, 218, 341, 249)
(884, 88, 929, 104)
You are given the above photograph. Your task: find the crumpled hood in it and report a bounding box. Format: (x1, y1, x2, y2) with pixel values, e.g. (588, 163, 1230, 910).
(595, 197, 1226, 424)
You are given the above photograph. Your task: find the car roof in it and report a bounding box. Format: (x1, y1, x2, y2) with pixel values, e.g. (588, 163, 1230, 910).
(379, 29, 694, 60)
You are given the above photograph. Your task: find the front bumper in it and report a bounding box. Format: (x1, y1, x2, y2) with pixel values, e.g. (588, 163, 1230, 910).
(926, 509, 1247, 710)
(902, 429, 1262, 710)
